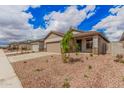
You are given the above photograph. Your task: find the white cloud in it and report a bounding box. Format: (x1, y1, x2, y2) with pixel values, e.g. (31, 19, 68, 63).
(92, 6, 124, 41)
(30, 5, 41, 8)
(44, 5, 96, 33)
(0, 5, 96, 45)
(0, 5, 44, 45)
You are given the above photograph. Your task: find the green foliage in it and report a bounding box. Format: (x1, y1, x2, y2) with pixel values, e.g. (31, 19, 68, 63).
(61, 30, 74, 53)
(60, 28, 75, 63)
(62, 78, 70, 88)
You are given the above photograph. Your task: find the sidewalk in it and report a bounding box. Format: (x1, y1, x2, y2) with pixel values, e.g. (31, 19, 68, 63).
(0, 49, 22, 88)
(8, 52, 60, 63)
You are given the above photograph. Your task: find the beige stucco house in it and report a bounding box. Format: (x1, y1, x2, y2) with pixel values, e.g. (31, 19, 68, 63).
(109, 32, 124, 56)
(44, 29, 109, 54)
(30, 39, 44, 52)
(8, 39, 44, 52)
(8, 41, 32, 52)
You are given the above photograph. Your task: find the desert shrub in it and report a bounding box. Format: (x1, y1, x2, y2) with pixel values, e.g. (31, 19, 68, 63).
(90, 53, 93, 57)
(75, 52, 79, 56)
(116, 54, 123, 60)
(35, 68, 44, 72)
(120, 60, 124, 64)
(62, 78, 70, 88)
(88, 65, 92, 69)
(86, 56, 88, 60)
(46, 59, 48, 62)
(122, 77, 124, 81)
(69, 57, 81, 63)
(84, 74, 88, 78)
(114, 54, 124, 63)
(23, 61, 27, 63)
(114, 59, 119, 62)
(81, 59, 84, 63)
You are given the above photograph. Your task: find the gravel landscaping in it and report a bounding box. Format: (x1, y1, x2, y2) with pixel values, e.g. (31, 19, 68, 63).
(11, 54, 124, 88)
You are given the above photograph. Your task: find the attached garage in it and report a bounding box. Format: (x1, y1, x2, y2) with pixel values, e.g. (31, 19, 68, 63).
(46, 42, 61, 52)
(30, 39, 44, 52)
(44, 31, 64, 53)
(32, 44, 39, 52)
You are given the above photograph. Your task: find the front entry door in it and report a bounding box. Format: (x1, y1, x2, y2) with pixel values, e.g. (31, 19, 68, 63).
(76, 39, 82, 52)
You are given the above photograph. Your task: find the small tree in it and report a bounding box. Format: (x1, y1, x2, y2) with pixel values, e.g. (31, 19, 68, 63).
(60, 28, 77, 63)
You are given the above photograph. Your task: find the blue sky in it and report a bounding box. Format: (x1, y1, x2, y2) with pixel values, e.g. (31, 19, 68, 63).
(27, 5, 113, 30)
(26, 5, 124, 41)
(0, 5, 124, 46)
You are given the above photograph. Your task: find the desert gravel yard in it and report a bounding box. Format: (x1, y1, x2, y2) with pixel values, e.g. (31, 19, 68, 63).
(11, 54, 124, 88)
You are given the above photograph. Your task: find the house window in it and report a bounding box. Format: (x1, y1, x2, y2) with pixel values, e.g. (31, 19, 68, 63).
(86, 38, 93, 49)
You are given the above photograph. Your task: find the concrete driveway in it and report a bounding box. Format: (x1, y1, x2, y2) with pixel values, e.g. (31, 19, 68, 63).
(0, 49, 22, 88)
(8, 52, 60, 63)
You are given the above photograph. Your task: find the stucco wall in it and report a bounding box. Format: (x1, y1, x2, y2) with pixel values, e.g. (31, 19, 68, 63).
(81, 39, 86, 52)
(109, 42, 124, 56)
(31, 41, 44, 51)
(98, 36, 108, 54)
(44, 33, 62, 52)
(92, 36, 99, 54)
(47, 33, 62, 39)
(45, 33, 62, 43)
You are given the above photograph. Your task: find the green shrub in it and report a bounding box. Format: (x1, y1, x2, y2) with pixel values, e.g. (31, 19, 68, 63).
(62, 78, 70, 88)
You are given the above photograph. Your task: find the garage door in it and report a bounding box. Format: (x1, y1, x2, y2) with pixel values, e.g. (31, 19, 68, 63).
(46, 42, 61, 52)
(32, 45, 39, 52)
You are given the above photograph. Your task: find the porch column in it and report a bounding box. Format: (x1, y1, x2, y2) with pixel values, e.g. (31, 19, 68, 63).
(82, 39, 86, 52)
(92, 36, 99, 54)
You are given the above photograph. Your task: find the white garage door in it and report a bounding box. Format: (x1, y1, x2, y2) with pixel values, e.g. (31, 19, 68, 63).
(46, 42, 61, 52)
(32, 45, 39, 52)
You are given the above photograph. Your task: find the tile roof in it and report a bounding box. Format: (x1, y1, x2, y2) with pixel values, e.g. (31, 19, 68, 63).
(45, 30, 109, 42)
(120, 32, 124, 41)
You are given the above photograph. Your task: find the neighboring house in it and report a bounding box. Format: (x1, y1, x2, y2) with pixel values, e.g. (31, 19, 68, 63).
(8, 41, 32, 52)
(18, 41, 32, 52)
(110, 32, 124, 56)
(30, 39, 44, 52)
(8, 39, 44, 53)
(8, 42, 20, 51)
(44, 29, 109, 54)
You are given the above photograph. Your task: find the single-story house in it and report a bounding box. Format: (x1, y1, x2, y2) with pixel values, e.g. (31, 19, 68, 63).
(8, 42, 19, 51)
(44, 29, 109, 54)
(109, 32, 124, 56)
(30, 39, 44, 52)
(8, 39, 44, 52)
(8, 40, 32, 52)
